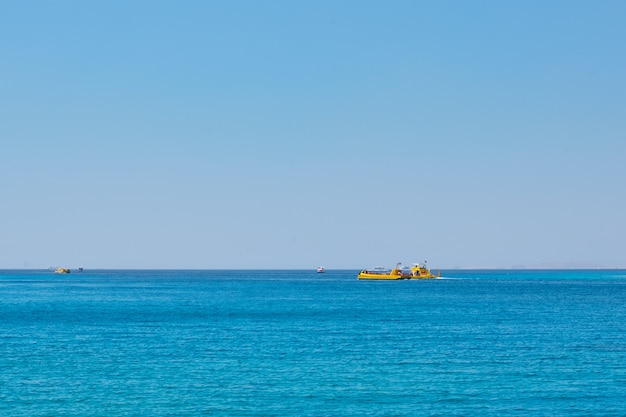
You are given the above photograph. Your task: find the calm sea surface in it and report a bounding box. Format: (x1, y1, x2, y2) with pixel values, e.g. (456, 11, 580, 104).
(1, 269, 625, 416)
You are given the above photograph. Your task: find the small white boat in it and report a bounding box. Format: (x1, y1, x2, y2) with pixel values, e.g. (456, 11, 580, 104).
(317, 266, 325, 273)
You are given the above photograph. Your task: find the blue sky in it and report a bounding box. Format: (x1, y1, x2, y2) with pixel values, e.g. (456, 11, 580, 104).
(2, 1, 625, 269)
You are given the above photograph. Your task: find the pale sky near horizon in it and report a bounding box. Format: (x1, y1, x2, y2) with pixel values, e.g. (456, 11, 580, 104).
(2, 1, 625, 269)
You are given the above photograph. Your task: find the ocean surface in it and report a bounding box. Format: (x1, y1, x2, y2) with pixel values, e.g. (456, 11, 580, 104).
(1, 269, 625, 416)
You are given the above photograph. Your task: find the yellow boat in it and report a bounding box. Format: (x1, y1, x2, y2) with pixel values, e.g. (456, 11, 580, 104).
(358, 263, 406, 280)
(358, 262, 439, 280)
(409, 263, 440, 279)
(54, 267, 71, 274)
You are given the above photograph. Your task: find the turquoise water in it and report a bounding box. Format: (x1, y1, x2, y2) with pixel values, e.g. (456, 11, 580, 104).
(1, 269, 625, 416)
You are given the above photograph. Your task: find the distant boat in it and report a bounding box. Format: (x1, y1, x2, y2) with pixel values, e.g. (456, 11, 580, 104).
(317, 266, 325, 273)
(54, 267, 71, 274)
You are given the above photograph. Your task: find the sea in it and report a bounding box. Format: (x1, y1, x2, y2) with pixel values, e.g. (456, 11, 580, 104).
(1, 269, 625, 416)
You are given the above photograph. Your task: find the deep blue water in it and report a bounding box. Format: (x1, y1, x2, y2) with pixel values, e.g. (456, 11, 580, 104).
(1, 269, 625, 416)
